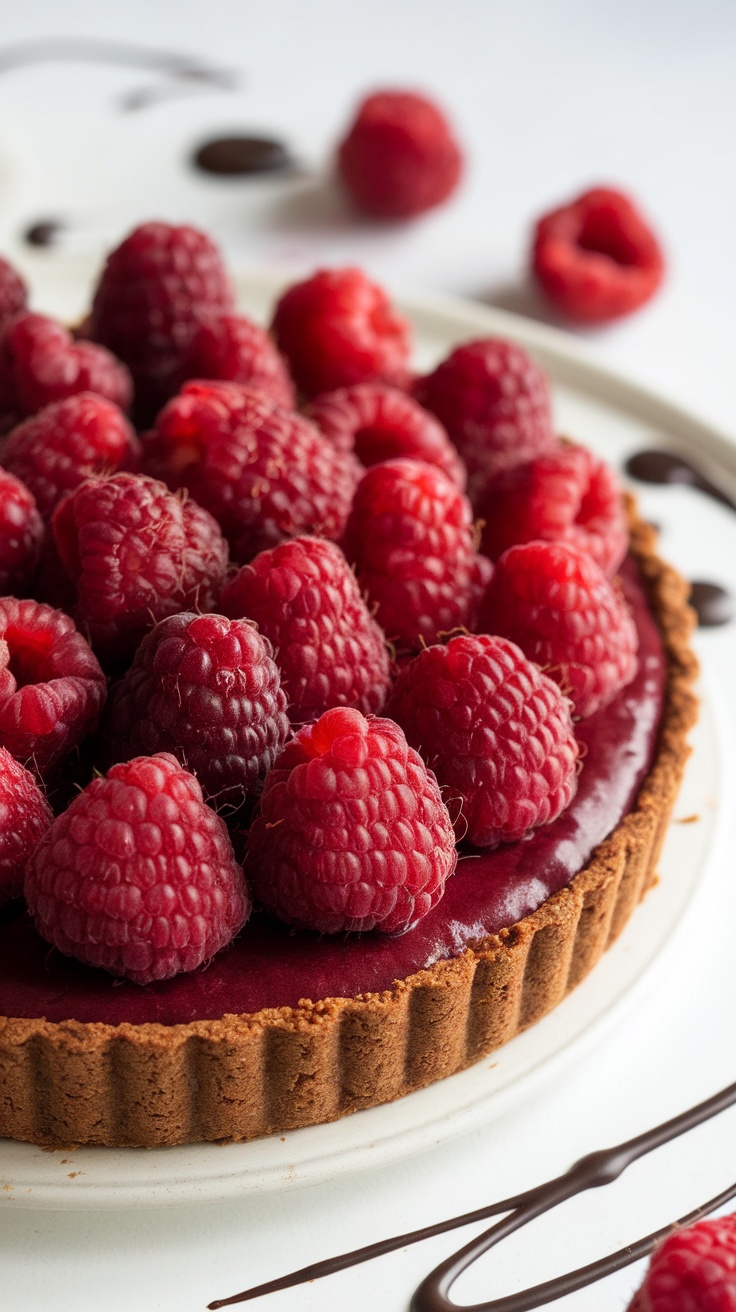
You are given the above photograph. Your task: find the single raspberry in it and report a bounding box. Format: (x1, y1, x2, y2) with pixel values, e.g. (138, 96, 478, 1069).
(0, 256, 27, 327)
(0, 312, 132, 419)
(337, 89, 463, 219)
(142, 381, 359, 564)
(478, 442, 628, 578)
(308, 382, 466, 488)
(626, 1214, 736, 1312)
(0, 597, 106, 777)
(51, 472, 228, 666)
(0, 745, 52, 905)
(532, 186, 665, 324)
(24, 753, 249, 984)
(244, 707, 456, 934)
(271, 267, 411, 397)
(180, 313, 295, 410)
(343, 458, 483, 652)
(414, 338, 555, 503)
(221, 536, 391, 724)
(100, 612, 289, 810)
(387, 634, 578, 848)
(86, 221, 234, 422)
(1, 393, 140, 521)
(0, 468, 43, 594)
(480, 540, 638, 718)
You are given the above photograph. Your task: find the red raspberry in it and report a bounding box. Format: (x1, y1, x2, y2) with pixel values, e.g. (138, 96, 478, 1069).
(100, 612, 289, 810)
(0, 745, 52, 906)
(221, 536, 391, 724)
(0, 312, 132, 420)
(626, 1214, 736, 1312)
(180, 313, 295, 410)
(387, 634, 578, 848)
(532, 186, 665, 324)
(51, 472, 228, 666)
(343, 458, 484, 653)
(480, 540, 638, 718)
(337, 89, 463, 219)
(24, 753, 250, 984)
(86, 221, 234, 422)
(0, 255, 27, 326)
(0, 468, 43, 594)
(1, 393, 140, 521)
(0, 597, 106, 777)
(271, 267, 411, 397)
(244, 707, 456, 934)
(142, 381, 359, 564)
(414, 338, 555, 503)
(308, 382, 466, 488)
(478, 442, 628, 578)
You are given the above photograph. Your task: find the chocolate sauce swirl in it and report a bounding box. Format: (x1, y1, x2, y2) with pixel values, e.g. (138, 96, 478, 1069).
(625, 448, 736, 513)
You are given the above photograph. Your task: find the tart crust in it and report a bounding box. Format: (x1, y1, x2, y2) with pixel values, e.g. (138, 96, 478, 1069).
(0, 507, 698, 1149)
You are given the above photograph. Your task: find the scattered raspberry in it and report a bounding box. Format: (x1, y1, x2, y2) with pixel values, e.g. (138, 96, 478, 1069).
(478, 442, 628, 577)
(142, 381, 359, 564)
(1, 393, 140, 521)
(626, 1214, 736, 1312)
(0, 256, 27, 327)
(271, 267, 411, 397)
(51, 472, 228, 666)
(180, 313, 295, 410)
(414, 338, 555, 503)
(244, 707, 456, 934)
(24, 753, 249, 984)
(308, 382, 466, 488)
(0, 312, 132, 419)
(480, 540, 638, 717)
(100, 612, 289, 810)
(387, 634, 578, 848)
(343, 458, 483, 652)
(0, 745, 52, 906)
(532, 186, 665, 324)
(0, 597, 106, 777)
(0, 468, 43, 594)
(221, 536, 391, 724)
(337, 89, 463, 219)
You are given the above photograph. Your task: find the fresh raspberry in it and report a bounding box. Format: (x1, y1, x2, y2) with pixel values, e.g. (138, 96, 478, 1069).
(86, 221, 234, 422)
(0, 312, 132, 420)
(0, 468, 43, 594)
(244, 707, 456, 934)
(337, 89, 463, 219)
(626, 1214, 736, 1312)
(1, 393, 140, 521)
(387, 634, 578, 848)
(142, 381, 359, 564)
(414, 338, 555, 503)
(0, 255, 27, 327)
(0, 597, 106, 777)
(24, 753, 249, 984)
(51, 472, 228, 667)
(271, 267, 411, 397)
(532, 186, 665, 324)
(478, 442, 628, 578)
(180, 313, 295, 410)
(0, 745, 52, 906)
(100, 612, 289, 810)
(308, 382, 466, 488)
(343, 458, 484, 652)
(221, 536, 391, 724)
(480, 541, 638, 718)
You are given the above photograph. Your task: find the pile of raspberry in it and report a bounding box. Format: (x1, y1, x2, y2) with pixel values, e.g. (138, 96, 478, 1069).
(0, 224, 639, 986)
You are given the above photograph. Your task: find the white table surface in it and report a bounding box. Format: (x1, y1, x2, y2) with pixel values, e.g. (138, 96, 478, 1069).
(1, 3, 736, 1309)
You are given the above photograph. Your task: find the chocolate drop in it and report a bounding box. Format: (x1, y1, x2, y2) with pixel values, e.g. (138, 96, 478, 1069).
(192, 136, 293, 177)
(23, 219, 64, 248)
(689, 581, 734, 627)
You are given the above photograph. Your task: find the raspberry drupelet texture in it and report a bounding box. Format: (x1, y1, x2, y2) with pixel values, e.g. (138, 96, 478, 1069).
(0, 312, 132, 420)
(308, 381, 466, 488)
(0, 255, 27, 327)
(0, 468, 43, 594)
(244, 707, 457, 935)
(0, 745, 52, 906)
(51, 471, 228, 667)
(220, 536, 392, 724)
(142, 381, 359, 564)
(337, 89, 463, 219)
(387, 634, 578, 848)
(626, 1213, 736, 1312)
(271, 267, 411, 397)
(480, 540, 639, 718)
(0, 597, 106, 777)
(181, 313, 295, 410)
(1, 393, 140, 521)
(100, 612, 289, 810)
(533, 186, 665, 324)
(478, 441, 628, 578)
(24, 753, 250, 984)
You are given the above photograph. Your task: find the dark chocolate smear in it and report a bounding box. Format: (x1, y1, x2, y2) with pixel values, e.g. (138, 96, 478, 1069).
(690, 581, 734, 627)
(23, 219, 64, 248)
(192, 136, 294, 176)
(626, 448, 736, 513)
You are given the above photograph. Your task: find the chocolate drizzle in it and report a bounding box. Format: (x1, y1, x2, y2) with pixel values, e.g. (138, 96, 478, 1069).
(192, 136, 294, 176)
(208, 1081, 736, 1310)
(625, 448, 736, 513)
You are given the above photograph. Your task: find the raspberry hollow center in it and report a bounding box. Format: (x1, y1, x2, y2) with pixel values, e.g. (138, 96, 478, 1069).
(2, 625, 55, 688)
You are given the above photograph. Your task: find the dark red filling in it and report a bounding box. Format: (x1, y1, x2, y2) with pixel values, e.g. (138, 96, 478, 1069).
(0, 558, 664, 1027)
